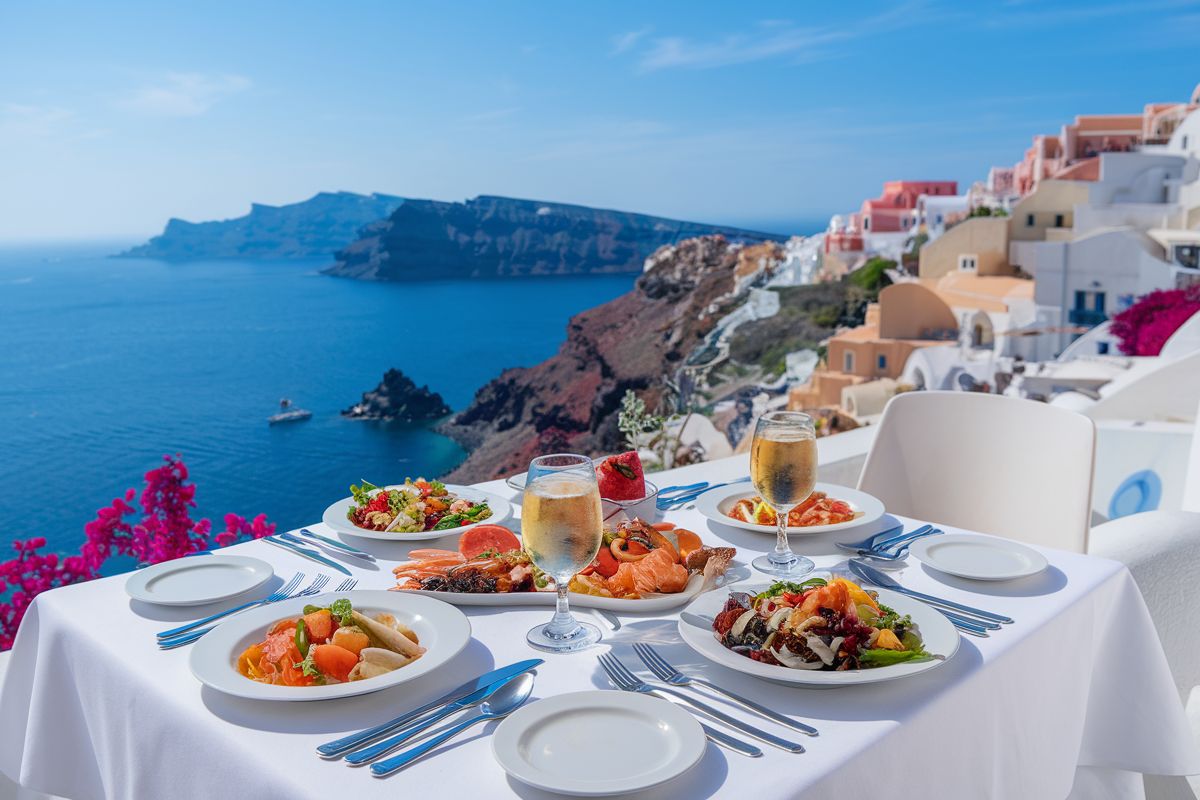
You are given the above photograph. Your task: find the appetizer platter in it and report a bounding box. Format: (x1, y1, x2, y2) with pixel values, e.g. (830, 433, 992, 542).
(677, 576, 959, 686)
(322, 478, 512, 542)
(189, 590, 470, 701)
(392, 519, 738, 612)
(695, 481, 885, 535)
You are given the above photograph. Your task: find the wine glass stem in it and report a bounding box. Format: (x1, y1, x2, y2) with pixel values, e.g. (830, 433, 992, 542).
(545, 580, 579, 638)
(771, 505, 796, 566)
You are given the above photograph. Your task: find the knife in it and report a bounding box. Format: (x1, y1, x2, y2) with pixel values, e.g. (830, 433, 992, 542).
(297, 528, 376, 561)
(316, 659, 544, 758)
(849, 560, 1014, 625)
(265, 535, 353, 577)
(345, 671, 528, 764)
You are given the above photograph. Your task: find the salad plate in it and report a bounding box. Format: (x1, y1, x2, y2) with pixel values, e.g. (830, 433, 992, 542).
(910, 533, 1048, 581)
(189, 590, 470, 701)
(125, 555, 273, 606)
(677, 581, 959, 687)
(492, 691, 705, 796)
(695, 482, 884, 536)
(322, 482, 512, 542)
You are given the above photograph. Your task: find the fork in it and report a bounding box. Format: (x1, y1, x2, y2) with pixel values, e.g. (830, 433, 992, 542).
(632, 643, 818, 736)
(836, 525, 939, 559)
(157, 575, 343, 649)
(598, 653, 803, 753)
(656, 476, 752, 510)
(155, 572, 305, 640)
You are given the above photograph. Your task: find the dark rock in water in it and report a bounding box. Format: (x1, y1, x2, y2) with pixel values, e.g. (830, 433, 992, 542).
(343, 369, 451, 422)
(118, 191, 404, 260)
(324, 195, 786, 281)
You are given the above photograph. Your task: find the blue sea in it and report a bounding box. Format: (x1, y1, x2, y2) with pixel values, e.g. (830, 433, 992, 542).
(0, 242, 634, 558)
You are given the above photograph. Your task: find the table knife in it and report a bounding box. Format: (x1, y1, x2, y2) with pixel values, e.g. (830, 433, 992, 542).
(265, 536, 352, 577)
(316, 659, 544, 758)
(849, 560, 1014, 625)
(297, 528, 376, 561)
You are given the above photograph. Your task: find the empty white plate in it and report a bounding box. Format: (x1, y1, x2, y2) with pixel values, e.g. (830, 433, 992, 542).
(125, 555, 273, 606)
(910, 533, 1049, 581)
(493, 691, 705, 796)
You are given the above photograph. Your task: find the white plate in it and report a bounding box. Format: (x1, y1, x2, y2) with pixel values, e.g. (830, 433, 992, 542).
(493, 691, 705, 796)
(910, 533, 1049, 581)
(125, 555, 273, 606)
(189, 590, 471, 701)
(401, 568, 731, 613)
(321, 484, 512, 542)
(677, 584, 960, 687)
(695, 482, 885, 536)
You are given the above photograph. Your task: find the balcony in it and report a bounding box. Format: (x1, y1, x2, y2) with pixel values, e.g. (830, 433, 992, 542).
(1068, 308, 1108, 326)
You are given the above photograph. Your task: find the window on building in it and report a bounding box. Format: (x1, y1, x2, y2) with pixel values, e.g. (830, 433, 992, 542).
(959, 254, 978, 271)
(1183, 135, 1190, 150)
(877, 354, 887, 371)
(1054, 213, 1065, 227)
(1175, 244, 1200, 270)
(1097, 342, 1110, 355)
(863, 217, 870, 231)
(843, 351, 855, 373)
(1074, 291, 1106, 312)
(1026, 213, 1035, 227)
(935, 214, 943, 225)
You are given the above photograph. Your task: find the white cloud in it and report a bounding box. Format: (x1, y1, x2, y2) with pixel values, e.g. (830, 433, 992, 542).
(610, 27, 651, 55)
(122, 72, 251, 117)
(629, 5, 923, 71)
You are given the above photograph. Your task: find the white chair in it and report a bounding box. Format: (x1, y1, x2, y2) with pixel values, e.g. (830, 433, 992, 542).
(857, 391, 1096, 552)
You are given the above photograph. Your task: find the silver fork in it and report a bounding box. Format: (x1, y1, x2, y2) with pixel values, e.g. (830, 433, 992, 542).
(156, 572, 305, 640)
(632, 643, 818, 736)
(598, 652, 803, 753)
(158, 574, 334, 649)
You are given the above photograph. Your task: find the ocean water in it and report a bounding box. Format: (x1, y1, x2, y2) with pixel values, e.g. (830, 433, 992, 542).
(0, 242, 634, 557)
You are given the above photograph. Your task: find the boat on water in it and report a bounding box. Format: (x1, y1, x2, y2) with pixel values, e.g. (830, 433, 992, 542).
(269, 398, 312, 425)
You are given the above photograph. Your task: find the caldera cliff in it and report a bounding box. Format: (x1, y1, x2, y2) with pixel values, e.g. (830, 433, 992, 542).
(440, 236, 784, 482)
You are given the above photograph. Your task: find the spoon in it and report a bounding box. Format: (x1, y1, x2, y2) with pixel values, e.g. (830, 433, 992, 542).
(370, 672, 535, 777)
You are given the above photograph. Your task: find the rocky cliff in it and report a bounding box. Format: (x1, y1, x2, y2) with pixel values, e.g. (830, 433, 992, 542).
(324, 195, 785, 281)
(440, 237, 784, 482)
(342, 368, 451, 422)
(119, 192, 404, 260)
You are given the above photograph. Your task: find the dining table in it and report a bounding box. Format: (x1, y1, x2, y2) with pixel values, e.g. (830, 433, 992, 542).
(1, 454, 1197, 800)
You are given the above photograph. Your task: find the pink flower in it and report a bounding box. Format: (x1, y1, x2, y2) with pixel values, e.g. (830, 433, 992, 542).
(1111, 287, 1200, 356)
(0, 455, 273, 650)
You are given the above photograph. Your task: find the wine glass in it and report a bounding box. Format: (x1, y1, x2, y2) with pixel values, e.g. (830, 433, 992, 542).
(521, 454, 604, 653)
(749, 411, 817, 578)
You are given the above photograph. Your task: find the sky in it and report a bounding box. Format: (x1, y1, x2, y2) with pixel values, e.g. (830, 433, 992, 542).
(1, 0, 1198, 241)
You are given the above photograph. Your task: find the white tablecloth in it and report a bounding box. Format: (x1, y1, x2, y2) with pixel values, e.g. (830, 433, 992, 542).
(2, 458, 1197, 800)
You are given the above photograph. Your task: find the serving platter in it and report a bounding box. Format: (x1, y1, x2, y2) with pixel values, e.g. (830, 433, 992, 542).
(400, 569, 736, 613)
(910, 533, 1048, 581)
(677, 584, 959, 687)
(493, 692, 705, 796)
(695, 481, 885, 536)
(189, 590, 471, 701)
(125, 555, 274, 606)
(321, 484, 512, 542)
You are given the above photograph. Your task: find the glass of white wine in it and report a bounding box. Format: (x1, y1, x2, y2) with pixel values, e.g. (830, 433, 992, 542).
(749, 411, 817, 578)
(521, 453, 604, 653)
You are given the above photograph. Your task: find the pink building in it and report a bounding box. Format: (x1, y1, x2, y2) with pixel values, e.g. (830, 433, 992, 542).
(1011, 95, 1199, 196)
(860, 181, 958, 233)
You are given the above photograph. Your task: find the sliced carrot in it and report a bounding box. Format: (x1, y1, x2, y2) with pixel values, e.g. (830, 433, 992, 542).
(269, 618, 297, 635)
(311, 644, 360, 682)
(651, 522, 676, 531)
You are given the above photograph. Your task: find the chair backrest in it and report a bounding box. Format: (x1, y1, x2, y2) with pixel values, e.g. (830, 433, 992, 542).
(857, 391, 1096, 552)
